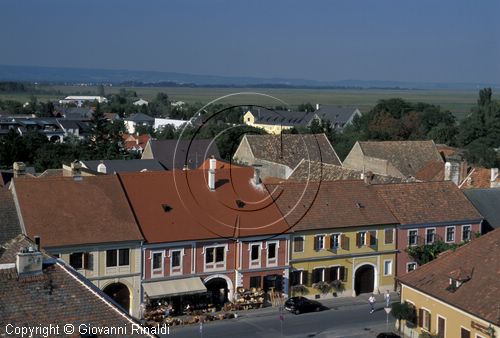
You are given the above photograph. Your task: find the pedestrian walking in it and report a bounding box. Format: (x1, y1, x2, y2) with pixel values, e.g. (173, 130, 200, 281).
(368, 295, 376, 313)
(384, 290, 391, 308)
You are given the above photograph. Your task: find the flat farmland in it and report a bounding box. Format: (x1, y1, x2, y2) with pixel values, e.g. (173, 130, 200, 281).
(1, 85, 482, 119)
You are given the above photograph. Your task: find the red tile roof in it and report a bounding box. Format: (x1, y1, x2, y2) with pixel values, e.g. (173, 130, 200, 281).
(13, 175, 143, 247)
(122, 133, 151, 151)
(373, 181, 482, 225)
(414, 160, 445, 181)
(265, 180, 398, 231)
(0, 235, 154, 337)
(399, 228, 500, 325)
(460, 167, 500, 189)
(119, 167, 290, 243)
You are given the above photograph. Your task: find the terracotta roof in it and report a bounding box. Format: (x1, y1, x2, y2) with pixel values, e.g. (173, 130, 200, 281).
(122, 133, 151, 151)
(119, 167, 291, 244)
(243, 133, 341, 169)
(358, 140, 443, 177)
(265, 180, 398, 231)
(37, 169, 64, 178)
(197, 158, 243, 170)
(460, 167, 500, 189)
(82, 159, 166, 173)
(0, 236, 155, 337)
(145, 139, 221, 170)
(288, 160, 416, 184)
(398, 228, 500, 325)
(13, 175, 143, 247)
(0, 188, 21, 245)
(373, 181, 482, 225)
(435, 144, 464, 159)
(414, 160, 445, 181)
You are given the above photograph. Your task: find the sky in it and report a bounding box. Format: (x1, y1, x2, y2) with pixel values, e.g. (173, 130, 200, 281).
(0, 0, 499, 84)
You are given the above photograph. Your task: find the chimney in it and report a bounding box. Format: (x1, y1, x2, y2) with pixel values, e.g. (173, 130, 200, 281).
(444, 162, 452, 181)
(316, 103, 320, 111)
(97, 161, 107, 174)
(16, 245, 43, 277)
(253, 164, 262, 186)
(491, 168, 499, 182)
(70, 160, 82, 176)
(208, 156, 216, 191)
(13, 162, 26, 177)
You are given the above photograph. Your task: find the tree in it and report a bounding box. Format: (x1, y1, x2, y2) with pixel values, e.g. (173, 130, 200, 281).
(406, 240, 463, 266)
(478, 87, 492, 106)
(0, 129, 26, 169)
(97, 84, 105, 97)
(298, 102, 315, 112)
(392, 302, 416, 333)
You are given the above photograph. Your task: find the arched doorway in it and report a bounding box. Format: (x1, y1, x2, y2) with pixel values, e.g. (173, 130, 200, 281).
(354, 264, 375, 295)
(204, 277, 228, 308)
(103, 282, 130, 312)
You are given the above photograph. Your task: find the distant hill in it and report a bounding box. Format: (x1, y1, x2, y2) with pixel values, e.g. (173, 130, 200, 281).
(0, 64, 497, 90)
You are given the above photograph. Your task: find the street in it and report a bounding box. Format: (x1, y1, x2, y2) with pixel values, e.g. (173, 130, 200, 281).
(162, 299, 397, 338)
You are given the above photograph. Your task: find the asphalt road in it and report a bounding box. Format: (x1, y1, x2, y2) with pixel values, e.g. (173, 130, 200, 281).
(163, 302, 397, 338)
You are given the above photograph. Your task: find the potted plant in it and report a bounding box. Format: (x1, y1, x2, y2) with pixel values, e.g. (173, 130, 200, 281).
(330, 280, 345, 297)
(291, 284, 309, 296)
(312, 281, 332, 297)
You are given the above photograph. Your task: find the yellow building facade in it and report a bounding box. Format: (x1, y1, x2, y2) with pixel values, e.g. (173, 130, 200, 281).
(243, 110, 293, 134)
(400, 284, 499, 338)
(289, 225, 397, 298)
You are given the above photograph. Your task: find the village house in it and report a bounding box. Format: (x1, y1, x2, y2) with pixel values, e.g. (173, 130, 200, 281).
(0, 235, 155, 338)
(121, 133, 151, 153)
(373, 181, 483, 276)
(9, 175, 145, 317)
(124, 113, 155, 134)
(459, 167, 500, 189)
(242, 105, 361, 134)
(233, 134, 341, 179)
(266, 180, 398, 298)
(118, 162, 291, 312)
(343, 140, 444, 180)
(133, 98, 149, 106)
(397, 228, 500, 338)
(141, 139, 221, 169)
(59, 95, 108, 106)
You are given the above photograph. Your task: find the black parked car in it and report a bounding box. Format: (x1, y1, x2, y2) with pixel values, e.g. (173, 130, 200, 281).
(376, 333, 401, 338)
(284, 296, 322, 314)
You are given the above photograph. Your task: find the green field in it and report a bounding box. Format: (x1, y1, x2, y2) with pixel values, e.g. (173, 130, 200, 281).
(1, 85, 483, 119)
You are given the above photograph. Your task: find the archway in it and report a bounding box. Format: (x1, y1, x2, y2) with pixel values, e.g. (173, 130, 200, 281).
(204, 277, 228, 307)
(354, 264, 375, 295)
(103, 282, 130, 312)
(49, 135, 61, 143)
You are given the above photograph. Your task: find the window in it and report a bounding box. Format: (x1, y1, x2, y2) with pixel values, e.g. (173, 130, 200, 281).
(312, 268, 324, 283)
(247, 117, 250, 122)
(419, 308, 431, 331)
(462, 225, 472, 241)
(249, 276, 261, 288)
(330, 234, 340, 249)
(384, 260, 393, 276)
(368, 231, 377, 246)
(328, 266, 340, 281)
(119, 249, 129, 266)
(106, 250, 117, 267)
(171, 250, 181, 268)
(152, 252, 163, 271)
(460, 328, 471, 338)
(407, 262, 417, 272)
(314, 235, 325, 251)
(426, 229, 436, 244)
(408, 230, 418, 246)
(385, 229, 394, 244)
(446, 226, 455, 242)
(107, 249, 129, 267)
(205, 246, 225, 264)
(250, 244, 260, 264)
(290, 270, 303, 286)
(69, 252, 84, 270)
(357, 232, 366, 247)
(293, 237, 304, 252)
(267, 243, 277, 260)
